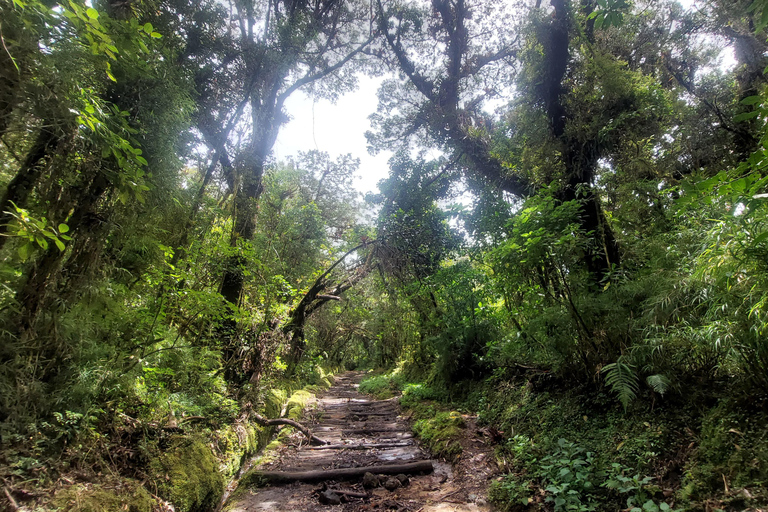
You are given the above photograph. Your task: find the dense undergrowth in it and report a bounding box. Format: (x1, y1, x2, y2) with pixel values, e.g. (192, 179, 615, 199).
(2, 363, 335, 512)
(360, 370, 768, 511)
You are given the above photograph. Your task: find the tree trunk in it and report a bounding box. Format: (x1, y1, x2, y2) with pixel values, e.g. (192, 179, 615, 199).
(219, 155, 265, 383)
(541, 0, 620, 284)
(0, 123, 59, 251)
(17, 173, 109, 341)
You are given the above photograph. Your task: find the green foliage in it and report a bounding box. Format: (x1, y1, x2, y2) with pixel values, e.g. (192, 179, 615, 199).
(602, 358, 639, 411)
(358, 372, 403, 399)
(538, 439, 677, 512)
(541, 439, 604, 511)
(51, 480, 154, 512)
(680, 401, 768, 506)
(3, 202, 71, 259)
(488, 473, 536, 510)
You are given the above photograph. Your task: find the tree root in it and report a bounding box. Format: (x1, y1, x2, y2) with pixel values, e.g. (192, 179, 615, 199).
(251, 413, 328, 445)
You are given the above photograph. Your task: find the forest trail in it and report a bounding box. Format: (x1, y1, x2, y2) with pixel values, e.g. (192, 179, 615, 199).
(226, 372, 495, 511)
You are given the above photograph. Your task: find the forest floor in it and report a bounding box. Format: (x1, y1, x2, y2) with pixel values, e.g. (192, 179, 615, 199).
(225, 371, 499, 511)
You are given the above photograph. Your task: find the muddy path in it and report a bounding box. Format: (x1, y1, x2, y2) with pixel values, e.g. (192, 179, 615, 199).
(225, 372, 497, 511)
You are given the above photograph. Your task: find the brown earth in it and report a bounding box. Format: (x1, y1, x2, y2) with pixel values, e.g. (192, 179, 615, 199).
(225, 372, 500, 511)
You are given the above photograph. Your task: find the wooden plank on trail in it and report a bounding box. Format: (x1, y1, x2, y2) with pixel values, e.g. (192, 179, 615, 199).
(306, 441, 413, 450)
(250, 460, 433, 484)
(342, 428, 404, 434)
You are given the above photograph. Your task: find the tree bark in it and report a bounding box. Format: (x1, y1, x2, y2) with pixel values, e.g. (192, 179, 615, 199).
(0, 123, 59, 251)
(541, 0, 620, 283)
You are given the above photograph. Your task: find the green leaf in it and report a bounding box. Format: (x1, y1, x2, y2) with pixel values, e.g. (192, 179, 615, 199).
(741, 95, 763, 106)
(55, 239, 65, 251)
(58, 223, 69, 233)
(36, 236, 48, 250)
(18, 242, 31, 261)
(734, 111, 760, 122)
(646, 374, 670, 395)
(143, 22, 154, 34)
(86, 7, 99, 19)
(151, 31, 162, 38)
(642, 500, 658, 511)
(594, 13, 605, 29)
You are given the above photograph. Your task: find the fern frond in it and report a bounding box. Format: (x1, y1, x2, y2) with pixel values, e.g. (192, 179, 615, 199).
(601, 360, 639, 411)
(645, 374, 670, 396)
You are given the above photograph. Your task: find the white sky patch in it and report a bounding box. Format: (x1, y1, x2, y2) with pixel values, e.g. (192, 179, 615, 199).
(273, 75, 392, 196)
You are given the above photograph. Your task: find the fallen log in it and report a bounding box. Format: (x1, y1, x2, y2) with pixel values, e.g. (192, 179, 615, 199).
(307, 441, 413, 450)
(251, 460, 433, 484)
(251, 413, 327, 445)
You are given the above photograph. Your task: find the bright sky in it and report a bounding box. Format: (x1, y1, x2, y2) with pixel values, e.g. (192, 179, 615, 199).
(273, 75, 391, 196)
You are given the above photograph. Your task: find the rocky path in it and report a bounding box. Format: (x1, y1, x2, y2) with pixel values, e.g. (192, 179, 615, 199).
(226, 372, 495, 511)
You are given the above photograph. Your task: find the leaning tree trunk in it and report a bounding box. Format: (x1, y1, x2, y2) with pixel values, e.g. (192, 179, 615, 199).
(0, 123, 60, 251)
(17, 172, 109, 343)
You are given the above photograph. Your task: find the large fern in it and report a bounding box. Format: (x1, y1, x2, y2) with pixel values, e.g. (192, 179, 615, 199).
(601, 358, 639, 411)
(645, 374, 670, 396)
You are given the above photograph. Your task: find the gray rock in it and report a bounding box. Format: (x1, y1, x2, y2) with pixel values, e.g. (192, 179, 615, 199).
(395, 474, 409, 486)
(362, 472, 379, 489)
(319, 489, 342, 505)
(383, 477, 402, 491)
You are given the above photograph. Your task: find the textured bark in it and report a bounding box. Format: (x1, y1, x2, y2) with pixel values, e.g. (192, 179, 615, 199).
(17, 173, 109, 340)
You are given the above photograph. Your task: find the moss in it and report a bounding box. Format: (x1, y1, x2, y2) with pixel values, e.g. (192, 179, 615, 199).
(51, 481, 153, 512)
(149, 436, 226, 512)
(359, 371, 404, 399)
(285, 390, 312, 421)
(215, 422, 262, 477)
(412, 410, 465, 461)
(264, 388, 287, 418)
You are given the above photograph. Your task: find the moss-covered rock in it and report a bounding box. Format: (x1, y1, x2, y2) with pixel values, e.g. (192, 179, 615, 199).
(412, 410, 465, 461)
(215, 422, 262, 478)
(51, 481, 154, 512)
(285, 390, 312, 421)
(150, 436, 226, 512)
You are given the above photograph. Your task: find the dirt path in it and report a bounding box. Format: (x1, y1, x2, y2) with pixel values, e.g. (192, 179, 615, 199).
(225, 372, 497, 511)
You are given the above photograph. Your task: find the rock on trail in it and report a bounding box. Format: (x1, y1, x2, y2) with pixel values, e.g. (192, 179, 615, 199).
(225, 371, 493, 511)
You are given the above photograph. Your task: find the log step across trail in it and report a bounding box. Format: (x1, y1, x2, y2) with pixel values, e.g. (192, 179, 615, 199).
(225, 371, 491, 511)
